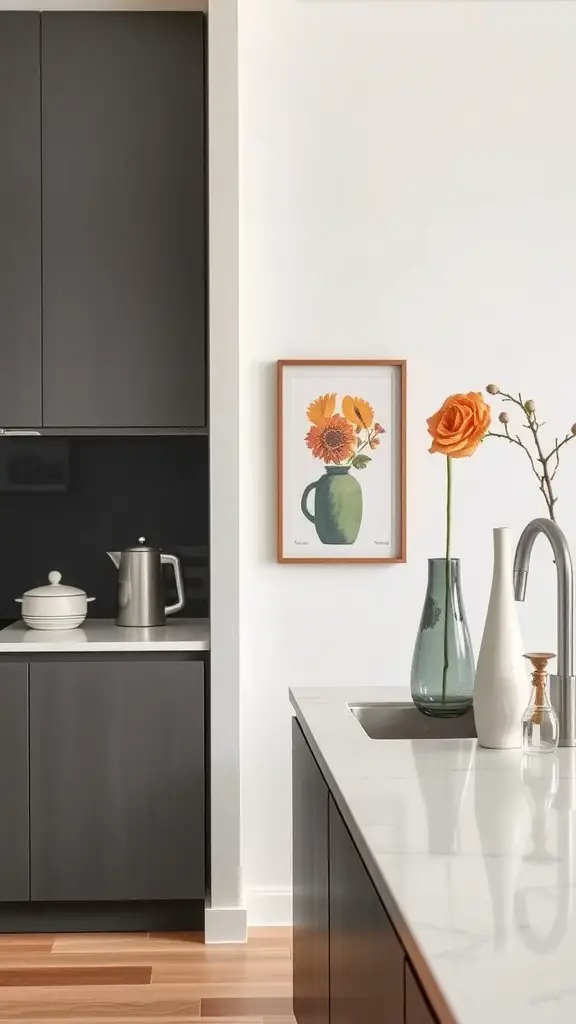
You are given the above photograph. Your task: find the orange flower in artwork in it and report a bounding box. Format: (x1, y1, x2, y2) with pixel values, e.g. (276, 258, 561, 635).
(306, 393, 336, 426)
(342, 396, 375, 430)
(305, 414, 356, 465)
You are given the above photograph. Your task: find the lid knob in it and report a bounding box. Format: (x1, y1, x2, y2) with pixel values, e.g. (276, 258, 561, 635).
(48, 571, 62, 586)
(138, 537, 146, 545)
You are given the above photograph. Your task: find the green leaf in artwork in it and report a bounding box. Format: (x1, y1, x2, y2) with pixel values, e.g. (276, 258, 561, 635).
(352, 454, 372, 470)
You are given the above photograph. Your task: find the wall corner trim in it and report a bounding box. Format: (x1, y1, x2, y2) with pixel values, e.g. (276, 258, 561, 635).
(204, 906, 248, 945)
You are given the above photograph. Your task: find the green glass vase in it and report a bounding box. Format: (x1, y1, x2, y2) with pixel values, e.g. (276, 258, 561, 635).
(410, 558, 475, 718)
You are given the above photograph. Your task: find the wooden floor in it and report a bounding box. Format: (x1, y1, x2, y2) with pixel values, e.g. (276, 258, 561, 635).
(0, 928, 295, 1023)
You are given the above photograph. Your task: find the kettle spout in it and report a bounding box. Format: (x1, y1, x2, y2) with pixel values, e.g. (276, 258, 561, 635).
(107, 551, 121, 569)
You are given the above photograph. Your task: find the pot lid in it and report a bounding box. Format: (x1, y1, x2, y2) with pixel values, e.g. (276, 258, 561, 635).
(124, 536, 160, 553)
(23, 571, 87, 598)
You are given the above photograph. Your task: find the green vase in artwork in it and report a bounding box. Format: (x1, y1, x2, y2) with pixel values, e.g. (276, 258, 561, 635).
(301, 466, 363, 545)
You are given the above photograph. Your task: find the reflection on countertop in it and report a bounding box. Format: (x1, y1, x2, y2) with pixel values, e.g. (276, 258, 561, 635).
(290, 686, 576, 1024)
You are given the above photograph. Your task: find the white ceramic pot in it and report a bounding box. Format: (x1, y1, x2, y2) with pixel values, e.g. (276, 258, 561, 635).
(16, 571, 95, 630)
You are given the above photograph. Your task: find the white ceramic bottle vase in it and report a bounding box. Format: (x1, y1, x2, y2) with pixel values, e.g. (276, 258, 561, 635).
(474, 527, 528, 748)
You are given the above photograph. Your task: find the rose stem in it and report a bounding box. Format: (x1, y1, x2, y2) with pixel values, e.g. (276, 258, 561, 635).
(442, 456, 452, 705)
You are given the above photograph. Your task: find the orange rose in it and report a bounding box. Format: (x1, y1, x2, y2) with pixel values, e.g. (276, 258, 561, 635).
(427, 392, 491, 458)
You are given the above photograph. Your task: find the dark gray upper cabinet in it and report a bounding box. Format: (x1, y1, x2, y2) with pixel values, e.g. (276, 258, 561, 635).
(0, 663, 30, 901)
(330, 797, 405, 1024)
(406, 962, 438, 1024)
(0, 14, 42, 428)
(292, 720, 330, 1024)
(29, 659, 204, 902)
(41, 13, 206, 430)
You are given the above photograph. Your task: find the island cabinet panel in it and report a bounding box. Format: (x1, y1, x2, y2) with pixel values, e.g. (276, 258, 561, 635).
(405, 961, 438, 1024)
(292, 720, 330, 1024)
(0, 13, 42, 428)
(29, 660, 204, 902)
(0, 664, 30, 901)
(329, 797, 404, 1024)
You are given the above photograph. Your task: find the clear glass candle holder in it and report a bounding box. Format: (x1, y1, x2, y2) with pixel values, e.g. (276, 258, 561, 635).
(522, 652, 559, 755)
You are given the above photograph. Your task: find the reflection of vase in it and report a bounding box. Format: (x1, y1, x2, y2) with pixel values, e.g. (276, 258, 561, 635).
(301, 466, 362, 544)
(474, 750, 527, 951)
(412, 739, 474, 854)
(410, 559, 475, 718)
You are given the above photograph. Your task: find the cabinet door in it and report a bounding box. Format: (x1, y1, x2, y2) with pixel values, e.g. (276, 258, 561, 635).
(30, 660, 204, 901)
(405, 962, 437, 1024)
(330, 798, 404, 1024)
(0, 664, 29, 900)
(41, 13, 206, 429)
(292, 720, 329, 1024)
(0, 14, 42, 428)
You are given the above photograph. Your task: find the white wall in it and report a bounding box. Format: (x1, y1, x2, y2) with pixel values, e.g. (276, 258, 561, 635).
(238, 0, 576, 922)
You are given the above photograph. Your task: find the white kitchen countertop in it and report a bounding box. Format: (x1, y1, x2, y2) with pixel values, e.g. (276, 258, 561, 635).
(291, 686, 576, 1024)
(0, 618, 209, 652)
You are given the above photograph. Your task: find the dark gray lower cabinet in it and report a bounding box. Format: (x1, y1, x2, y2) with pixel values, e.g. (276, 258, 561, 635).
(29, 660, 204, 902)
(406, 961, 438, 1024)
(0, 664, 29, 901)
(330, 798, 405, 1024)
(292, 720, 329, 1024)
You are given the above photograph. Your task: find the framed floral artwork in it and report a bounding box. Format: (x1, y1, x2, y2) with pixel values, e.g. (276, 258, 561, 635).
(277, 360, 406, 563)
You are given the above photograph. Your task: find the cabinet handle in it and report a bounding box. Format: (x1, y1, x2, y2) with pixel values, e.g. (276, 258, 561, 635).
(0, 430, 42, 436)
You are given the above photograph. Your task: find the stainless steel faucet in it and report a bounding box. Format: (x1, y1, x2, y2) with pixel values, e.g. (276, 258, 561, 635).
(513, 518, 576, 747)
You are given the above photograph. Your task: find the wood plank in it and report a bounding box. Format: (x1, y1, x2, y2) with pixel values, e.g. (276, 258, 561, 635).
(151, 959, 292, 984)
(0, 966, 151, 987)
(201, 998, 294, 1018)
(52, 934, 202, 954)
(0, 984, 200, 1019)
(0, 1019, 265, 1024)
(0, 938, 54, 952)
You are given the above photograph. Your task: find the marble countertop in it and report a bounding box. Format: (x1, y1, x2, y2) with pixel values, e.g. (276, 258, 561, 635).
(0, 618, 210, 652)
(290, 686, 576, 1024)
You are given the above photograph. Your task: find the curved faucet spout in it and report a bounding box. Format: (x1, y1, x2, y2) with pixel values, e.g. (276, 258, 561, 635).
(513, 518, 573, 678)
(514, 518, 575, 746)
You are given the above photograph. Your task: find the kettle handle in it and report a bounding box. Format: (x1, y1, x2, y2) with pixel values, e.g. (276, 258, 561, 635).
(161, 554, 185, 617)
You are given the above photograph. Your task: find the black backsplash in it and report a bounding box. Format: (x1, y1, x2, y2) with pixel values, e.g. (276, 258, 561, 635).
(0, 437, 208, 622)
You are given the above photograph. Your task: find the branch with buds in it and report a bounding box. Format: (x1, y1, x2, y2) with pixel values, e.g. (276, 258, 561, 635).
(485, 385, 576, 521)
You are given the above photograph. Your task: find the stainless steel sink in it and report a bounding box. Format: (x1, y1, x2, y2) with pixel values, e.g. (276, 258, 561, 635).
(348, 702, 476, 740)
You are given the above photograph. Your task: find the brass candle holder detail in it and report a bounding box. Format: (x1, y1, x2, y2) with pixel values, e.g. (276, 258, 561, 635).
(524, 652, 555, 725)
(522, 652, 559, 754)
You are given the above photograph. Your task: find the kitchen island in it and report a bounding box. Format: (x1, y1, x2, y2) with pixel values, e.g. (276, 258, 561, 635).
(291, 686, 576, 1024)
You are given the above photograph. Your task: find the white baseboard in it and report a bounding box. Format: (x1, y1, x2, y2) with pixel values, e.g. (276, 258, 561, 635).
(204, 905, 248, 944)
(246, 888, 292, 926)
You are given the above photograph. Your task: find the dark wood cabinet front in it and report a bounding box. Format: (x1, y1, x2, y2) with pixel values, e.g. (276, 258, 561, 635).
(292, 720, 330, 1024)
(0, 664, 29, 901)
(41, 12, 206, 430)
(405, 961, 438, 1024)
(0, 14, 42, 428)
(329, 797, 405, 1024)
(29, 659, 204, 902)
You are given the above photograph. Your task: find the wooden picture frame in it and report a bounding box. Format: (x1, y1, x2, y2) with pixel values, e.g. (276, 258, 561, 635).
(277, 360, 406, 563)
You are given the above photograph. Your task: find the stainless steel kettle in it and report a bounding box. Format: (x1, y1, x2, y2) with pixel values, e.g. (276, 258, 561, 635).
(107, 537, 185, 627)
